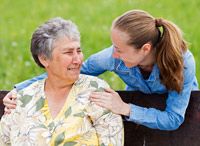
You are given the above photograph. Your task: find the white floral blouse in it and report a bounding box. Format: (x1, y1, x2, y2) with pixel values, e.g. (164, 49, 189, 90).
(0, 74, 124, 146)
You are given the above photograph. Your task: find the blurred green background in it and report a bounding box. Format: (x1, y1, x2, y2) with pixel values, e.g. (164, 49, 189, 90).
(0, 0, 199, 90)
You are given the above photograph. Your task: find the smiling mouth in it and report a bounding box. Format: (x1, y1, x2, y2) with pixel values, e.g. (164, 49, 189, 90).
(67, 67, 80, 71)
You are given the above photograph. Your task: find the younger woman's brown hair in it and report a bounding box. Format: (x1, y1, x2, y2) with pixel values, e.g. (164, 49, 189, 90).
(112, 10, 187, 93)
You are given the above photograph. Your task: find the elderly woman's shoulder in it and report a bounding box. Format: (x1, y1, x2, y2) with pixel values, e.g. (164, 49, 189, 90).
(77, 74, 110, 89)
(79, 74, 108, 83)
(18, 78, 46, 96)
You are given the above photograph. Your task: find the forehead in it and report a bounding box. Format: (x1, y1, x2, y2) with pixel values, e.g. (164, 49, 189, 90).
(111, 28, 129, 40)
(111, 29, 130, 47)
(53, 36, 80, 50)
(111, 29, 134, 51)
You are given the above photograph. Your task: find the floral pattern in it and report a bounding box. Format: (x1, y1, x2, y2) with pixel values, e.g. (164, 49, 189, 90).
(0, 74, 124, 146)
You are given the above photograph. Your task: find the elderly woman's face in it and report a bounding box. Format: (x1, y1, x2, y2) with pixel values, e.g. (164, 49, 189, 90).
(45, 36, 83, 83)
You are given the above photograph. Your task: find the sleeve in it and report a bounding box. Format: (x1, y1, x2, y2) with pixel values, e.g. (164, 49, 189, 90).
(14, 73, 47, 91)
(126, 51, 197, 130)
(86, 79, 124, 146)
(0, 108, 13, 145)
(81, 46, 115, 76)
(0, 88, 18, 145)
(0, 89, 20, 145)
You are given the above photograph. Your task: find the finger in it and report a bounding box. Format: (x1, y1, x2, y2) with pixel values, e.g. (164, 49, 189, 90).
(95, 102, 108, 109)
(3, 92, 12, 102)
(90, 97, 104, 102)
(104, 88, 120, 97)
(3, 95, 17, 105)
(89, 94, 101, 100)
(3, 99, 17, 106)
(4, 107, 11, 114)
(91, 91, 111, 97)
(4, 103, 16, 109)
(11, 90, 17, 99)
(11, 94, 17, 100)
(90, 96, 108, 103)
(90, 93, 110, 101)
(91, 99, 108, 109)
(104, 88, 115, 93)
(90, 97, 111, 107)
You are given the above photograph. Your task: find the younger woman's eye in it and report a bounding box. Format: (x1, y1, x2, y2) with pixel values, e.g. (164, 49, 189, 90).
(114, 46, 122, 53)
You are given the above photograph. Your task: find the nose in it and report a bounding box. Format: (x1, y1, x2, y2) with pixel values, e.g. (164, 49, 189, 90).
(72, 52, 82, 64)
(112, 51, 120, 59)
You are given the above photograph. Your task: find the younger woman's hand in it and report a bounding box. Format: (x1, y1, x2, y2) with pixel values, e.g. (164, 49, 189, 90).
(89, 88, 130, 116)
(3, 91, 17, 114)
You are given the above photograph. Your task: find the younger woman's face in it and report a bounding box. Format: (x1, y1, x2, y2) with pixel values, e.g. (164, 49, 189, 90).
(111, 28, 148, 68)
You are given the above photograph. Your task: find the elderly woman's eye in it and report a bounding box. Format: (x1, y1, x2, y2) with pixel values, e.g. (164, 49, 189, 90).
(64, 52, 73, 54)
(77, 50, 82, 53)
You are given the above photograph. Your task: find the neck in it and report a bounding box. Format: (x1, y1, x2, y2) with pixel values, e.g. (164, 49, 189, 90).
(45, 76, 73, 100)
(44, 77, 73, 119)
(45, 78, 72, 90)
(46, 72, 74, 89)
(139, 50, 155, 72)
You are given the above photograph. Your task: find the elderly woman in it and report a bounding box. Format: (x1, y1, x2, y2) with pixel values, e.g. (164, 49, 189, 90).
(0, 17, 123, 146)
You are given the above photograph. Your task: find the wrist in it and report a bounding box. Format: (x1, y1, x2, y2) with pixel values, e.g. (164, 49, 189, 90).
(121, 103, 130, 116)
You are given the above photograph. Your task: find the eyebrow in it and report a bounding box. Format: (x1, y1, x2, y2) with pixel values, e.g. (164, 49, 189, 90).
(61, 47, 81, 51)
(114, 45, 123, 52)
(114, 45, 119, 49)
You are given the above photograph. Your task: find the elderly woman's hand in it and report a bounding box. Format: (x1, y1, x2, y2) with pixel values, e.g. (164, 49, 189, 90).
(3, 91, 17, 114)
(89, 88, 130, 116)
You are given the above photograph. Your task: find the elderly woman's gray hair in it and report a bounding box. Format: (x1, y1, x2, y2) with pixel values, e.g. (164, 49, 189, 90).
(31, 17, 80, 68)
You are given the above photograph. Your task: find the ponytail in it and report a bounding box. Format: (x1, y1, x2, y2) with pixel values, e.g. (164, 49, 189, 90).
(113, 10, 187, 92)
(155, 18, 187, 92)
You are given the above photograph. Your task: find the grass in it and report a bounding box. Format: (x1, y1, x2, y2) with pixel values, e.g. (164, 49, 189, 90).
(0, 0, 199, 90)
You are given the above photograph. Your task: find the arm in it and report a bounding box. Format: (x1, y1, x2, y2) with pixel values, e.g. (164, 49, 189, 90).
(0, 118, 11, 146)
(89, 105, 124, 146)
(90, 50, 198, 130)
(3, 73, 47, 113)
(87, 79, 124, 145)
(14, 73, 47, 91)
(81, 46, 115, 76)
(126, 51, 198, 130)
(0, 138, 8, 146)
(0, 112, 14, 146)
(0, 89, 17, 145)
(3, 90, 17, 114)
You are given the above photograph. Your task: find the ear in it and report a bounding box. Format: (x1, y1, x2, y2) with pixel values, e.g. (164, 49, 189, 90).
(141, 43, 152, 55)
(38, 55, 49, 67)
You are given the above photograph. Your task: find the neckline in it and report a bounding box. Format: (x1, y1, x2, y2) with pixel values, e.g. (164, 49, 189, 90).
(41, 78, 76, 121)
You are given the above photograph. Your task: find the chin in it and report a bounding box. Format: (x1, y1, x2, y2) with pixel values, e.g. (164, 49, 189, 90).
(124, 63, 136, 68)
(72, 74, 80, 80)
(67, 76, 79, 85)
